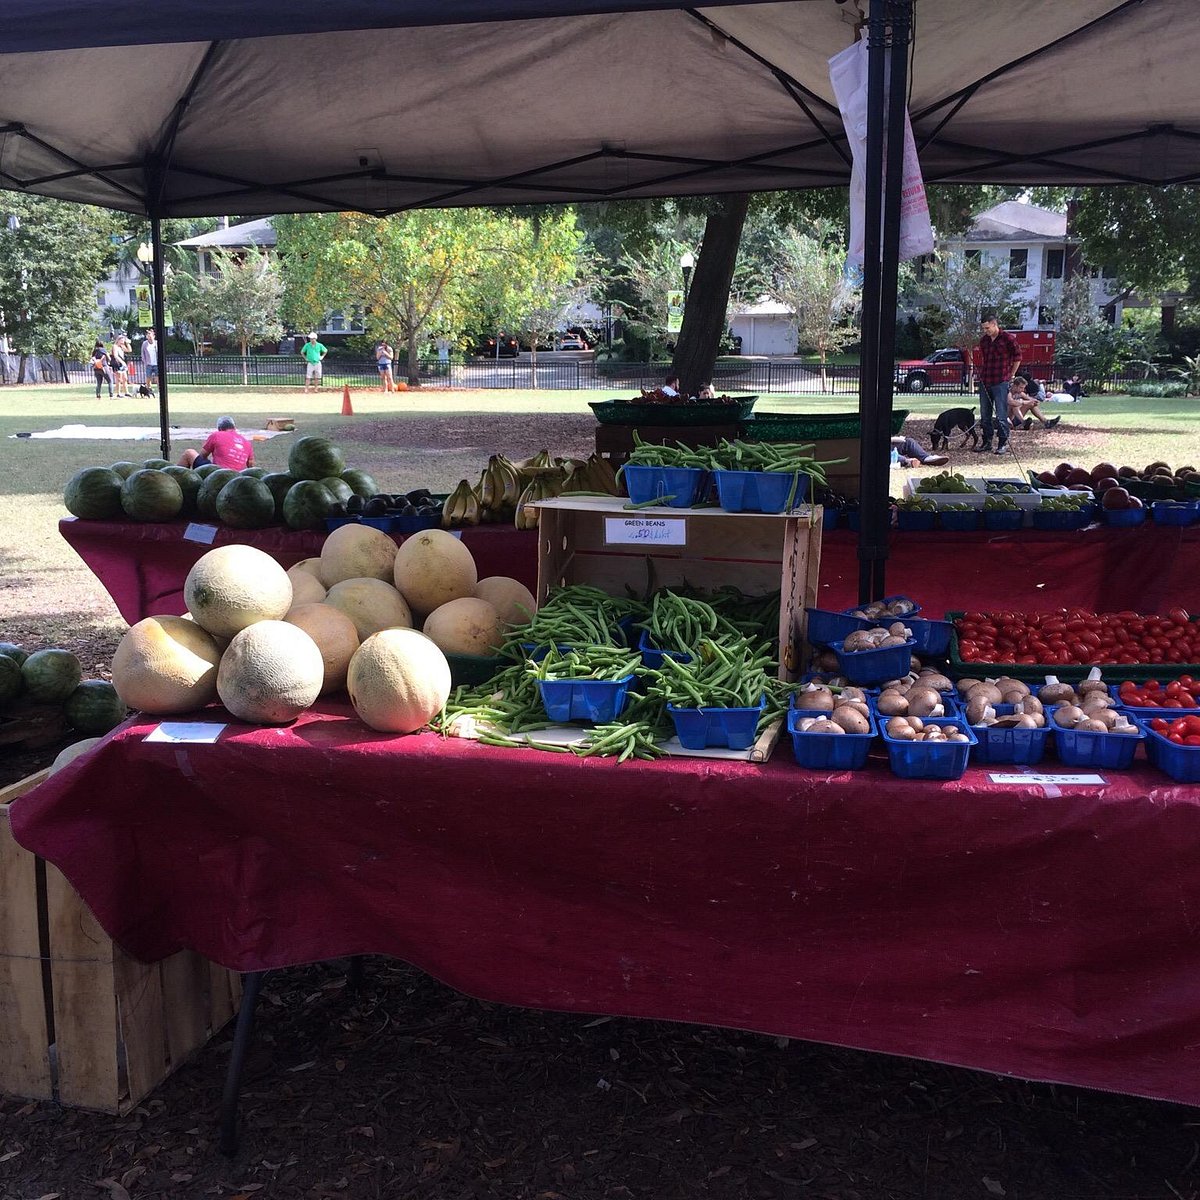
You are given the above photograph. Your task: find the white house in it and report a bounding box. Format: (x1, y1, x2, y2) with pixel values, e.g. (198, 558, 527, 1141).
(936, 200, 1124, 330)
(729, 299, 798, 356)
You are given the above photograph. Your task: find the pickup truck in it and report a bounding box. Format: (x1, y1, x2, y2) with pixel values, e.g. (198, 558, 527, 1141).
(894, 331, 1056, 393)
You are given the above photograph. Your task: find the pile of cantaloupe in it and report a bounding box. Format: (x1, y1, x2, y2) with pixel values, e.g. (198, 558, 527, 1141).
(109, 526, 535, 736)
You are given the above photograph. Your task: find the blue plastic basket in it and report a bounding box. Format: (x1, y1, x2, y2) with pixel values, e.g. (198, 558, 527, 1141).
(896, 617, 952, 657)
(845, 509, 861, 532)
(1102, 507, 1147, 528)
(821, 506, 840, 531)
(938, 509, 980, 532)
(970, 722, 1051, 765)
(830, 637, 916, 685)
(895, 509, 937, 531)
(622, 465, 708, 509)
(805, 607, 868, 647)
(881, 718, 977, 780)
(637, 628, 694, 668)
(360, 515, 403, 532)
(1051, 719, 1143, 768)
(1151, 501, 1198, 526)
(667, 699, 765, 750)
(1139, 720, 1200, 782)
(324, 516, 361, 531)
(787, 707, 877, 770)
(391, 511, 442, 533)
(538, 675, 634, 723)
(1031, 508, 1089, 531)
(1109, 684, 1200, 719)
(983, 508, 1024, 531)
(713, 469, 809, 514)
(841, 595, 923, 620)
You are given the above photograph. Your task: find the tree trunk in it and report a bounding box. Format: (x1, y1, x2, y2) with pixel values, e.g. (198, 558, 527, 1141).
(17, 354, 27, 384)
(241, 337, 249, 385)
(406, 328, 420, 386)
(529, 336, 538, 389)
(671, 193, 751, 395)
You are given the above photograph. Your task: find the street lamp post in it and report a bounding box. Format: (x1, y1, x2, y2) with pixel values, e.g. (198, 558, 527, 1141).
(680, 251, 695, 301)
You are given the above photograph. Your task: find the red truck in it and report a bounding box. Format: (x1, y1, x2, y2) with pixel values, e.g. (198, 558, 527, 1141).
(894, 330, 1056, 393)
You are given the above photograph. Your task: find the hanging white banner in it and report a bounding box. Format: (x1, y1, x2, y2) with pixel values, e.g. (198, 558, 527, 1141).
(829, 38, 935, 267)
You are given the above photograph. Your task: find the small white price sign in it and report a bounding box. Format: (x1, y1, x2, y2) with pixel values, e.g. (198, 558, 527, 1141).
(183, 522, 218, 545)
(989, 772, 1106, 786)
(604, 517, 687, 546)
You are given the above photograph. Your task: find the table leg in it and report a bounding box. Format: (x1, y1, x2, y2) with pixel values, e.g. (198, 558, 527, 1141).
(219, 970, 267, 1157)
(347, 955, 366, 994)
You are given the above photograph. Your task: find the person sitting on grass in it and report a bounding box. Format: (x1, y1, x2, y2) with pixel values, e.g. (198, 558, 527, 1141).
(177, 416, 254, 471)
(1007, 376, 1061, 431)
(697, 382, 717, 399)
(891, 437, 949, 468)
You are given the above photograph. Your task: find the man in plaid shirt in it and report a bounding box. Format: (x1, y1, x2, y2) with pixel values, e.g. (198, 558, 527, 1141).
(975, 314, 1022, 455)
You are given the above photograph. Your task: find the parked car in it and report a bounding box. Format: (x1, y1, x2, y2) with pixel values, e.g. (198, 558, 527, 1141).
(474, 333, 519, 358)
(555, 334, 588, 351)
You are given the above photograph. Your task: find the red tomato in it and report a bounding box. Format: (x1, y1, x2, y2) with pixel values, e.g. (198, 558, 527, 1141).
(1187, 736, 1200, 747)
(1151, 718, 1169, 733)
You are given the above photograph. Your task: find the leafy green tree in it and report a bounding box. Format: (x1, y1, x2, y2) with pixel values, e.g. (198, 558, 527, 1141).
(766, 222, 861, 392)
(276, 210, 500, 385)
(166, 270, 214, 355)
(0, 195, 118, 380)
(198, 248, 284, 382)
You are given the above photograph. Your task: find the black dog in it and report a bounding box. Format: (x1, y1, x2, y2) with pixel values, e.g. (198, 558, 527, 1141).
(931, 406, 981, 451)
(136, 383, 156, 398)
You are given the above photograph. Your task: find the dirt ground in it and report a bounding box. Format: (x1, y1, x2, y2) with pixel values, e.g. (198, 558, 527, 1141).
(4, 404, 1200, 1199)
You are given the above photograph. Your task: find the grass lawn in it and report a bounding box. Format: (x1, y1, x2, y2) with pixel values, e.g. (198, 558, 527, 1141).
(2, 380, 1197, 662)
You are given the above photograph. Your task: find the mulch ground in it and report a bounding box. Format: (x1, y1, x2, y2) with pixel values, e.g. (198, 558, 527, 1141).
(3, 406, 1200, 1198)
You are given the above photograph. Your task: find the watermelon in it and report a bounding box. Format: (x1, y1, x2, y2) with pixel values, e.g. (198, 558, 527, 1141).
(0, 654, 22, 704)
(341, 469, 378, 500)
(283, 480, 336, 530)
(197, 468, 238, 520)
(141, 457, 171, 470)
(63, 680, 126, 733)
(22, 648, 82, 703)
(288, 436, 345, 481)
(216, 475, 277, 529)
(262, 472, 296, 521)
(64, 466, 124, 519)
(319, 476, 354, 504)
(161, 465, 203, 515)
(241, 467, 267, 479)
(121, 469, 184, 521)
(0, 642, 28, 666)
(195, 462, 223, 479)
(109, 461, 138, 479)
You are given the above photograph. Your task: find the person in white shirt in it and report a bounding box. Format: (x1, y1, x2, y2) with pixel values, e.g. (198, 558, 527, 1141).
(661, 374, 681, 397)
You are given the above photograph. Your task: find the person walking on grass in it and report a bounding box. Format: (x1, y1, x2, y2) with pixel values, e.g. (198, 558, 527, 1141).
(141, 329, 158, 390)
(301, 332, 327, 393)
(974, 313, 1021, 456)
(375, 339, 395, 392)
(90, 340, 113, 399)
(110, 333, 132, 397)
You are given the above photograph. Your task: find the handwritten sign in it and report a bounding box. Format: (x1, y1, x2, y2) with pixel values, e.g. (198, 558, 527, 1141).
(604, 517, 687, 546)
(988, 772, 1106, 786)
(183, 522, 219, 544)
(145, 722, 227, 744)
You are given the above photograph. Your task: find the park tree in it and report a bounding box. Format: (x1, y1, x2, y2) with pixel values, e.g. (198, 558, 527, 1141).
(766, 221, 861, 393)
(276, 210, 501, 386)
(199, 247, 284, 381)
(0, 195, 118, 381)
(913, 253, 1027, 388)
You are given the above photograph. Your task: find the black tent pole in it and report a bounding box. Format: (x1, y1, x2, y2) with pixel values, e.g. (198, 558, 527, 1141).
(856, 0, 912, 603)
(150, 212, 171, 461)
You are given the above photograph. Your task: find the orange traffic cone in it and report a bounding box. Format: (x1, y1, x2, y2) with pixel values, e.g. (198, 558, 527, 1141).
(341, 384, 354, 416)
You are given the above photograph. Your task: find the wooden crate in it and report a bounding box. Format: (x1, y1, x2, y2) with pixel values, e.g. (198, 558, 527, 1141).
(531, 496, 822, 681)
(0, 769, 242, 1113)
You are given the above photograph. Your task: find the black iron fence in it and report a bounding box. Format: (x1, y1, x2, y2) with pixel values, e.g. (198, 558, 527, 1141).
(47, 354, 1161, 396)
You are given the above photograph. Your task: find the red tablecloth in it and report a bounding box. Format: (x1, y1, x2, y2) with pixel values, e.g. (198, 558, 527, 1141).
(13, 704, 1200, 1108)
(60, 518, 538, 623)
(63, 519, 1200, 624)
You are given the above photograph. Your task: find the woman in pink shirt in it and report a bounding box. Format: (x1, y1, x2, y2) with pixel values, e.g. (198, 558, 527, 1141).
(177, 416, 254, 470)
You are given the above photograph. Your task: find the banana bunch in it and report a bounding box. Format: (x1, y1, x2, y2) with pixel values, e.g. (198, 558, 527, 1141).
(442, 479, 481, 528)
(514, 472, 569, 530)
(477, 454, 524, 522)
(519, 449, 556, 478)
(560, 453, 621, 496)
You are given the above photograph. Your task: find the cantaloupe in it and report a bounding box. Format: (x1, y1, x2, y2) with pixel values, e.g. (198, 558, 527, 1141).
(347, 629, 451, 733)
(49, 737, 102, 775)
(288, 557, 323, 579)
(284, 603, 359, 695)
(319, 523, 397, 587)
(324, 578, 412, 641)
(185, 544, 293, 638)
(216, 620, 324, 724)
(111, 615, 222, 714)
(392, 529, 477, 615)
(422, 597, 504, 657)
(288, 570, 327, 607)
(473, 576, 536, 627)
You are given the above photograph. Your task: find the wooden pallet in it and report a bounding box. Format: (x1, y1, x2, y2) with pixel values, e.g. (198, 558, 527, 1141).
(0, 769, 242, 1112)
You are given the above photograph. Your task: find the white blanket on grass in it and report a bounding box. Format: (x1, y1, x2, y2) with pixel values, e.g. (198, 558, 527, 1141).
(9, 424, 291, 441)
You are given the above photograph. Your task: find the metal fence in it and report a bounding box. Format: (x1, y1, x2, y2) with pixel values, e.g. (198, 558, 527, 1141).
(48, 354, 1159, 395)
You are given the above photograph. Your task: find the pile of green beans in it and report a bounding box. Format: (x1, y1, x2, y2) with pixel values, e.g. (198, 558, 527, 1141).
(622, 432, 713, 470)
(528, 645, 640, 682)
(644, 637, 774, 710)
(503, 595, 627, 654)
(637, 591, 744, 650)
(434, 663, 554, 737)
